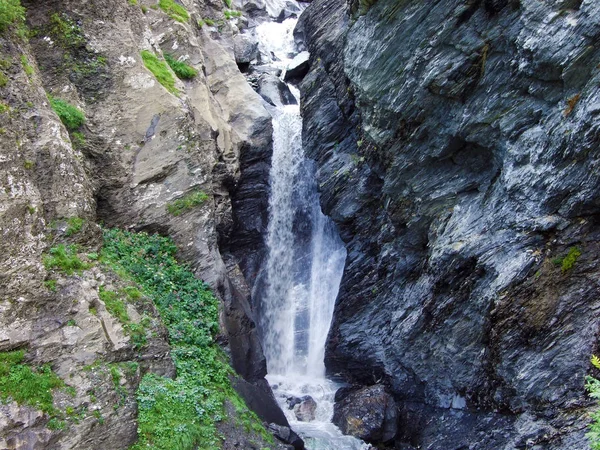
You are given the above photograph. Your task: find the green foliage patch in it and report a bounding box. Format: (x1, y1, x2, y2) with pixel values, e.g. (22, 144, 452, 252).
(166, 190, 209, 216)
(552, 246, 581, 272)
(98, 286, 149, 349)
(0, 0, 25, 33)
(65, 216, 84, 236)
(158, 0, 189, 22)
(140, 50, 178, 95)
(49, 96, 85, 131)
(164, 54, 198, 80)
(587, 356, 600, 448)
(101, 229, 270, 449)
(43, 244, 90, 275)
(0, 350, 64, 414)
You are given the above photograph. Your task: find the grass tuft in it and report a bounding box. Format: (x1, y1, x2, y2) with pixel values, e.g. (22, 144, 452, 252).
(48, 96, 85, 131)
(0, 350, 64, 415)
(141, 50, 178, 95)
(43, 244, 90, 275)
(166, 190, 209, 216)
(158, 0, 189, 22)
(164, 54, 198, 80)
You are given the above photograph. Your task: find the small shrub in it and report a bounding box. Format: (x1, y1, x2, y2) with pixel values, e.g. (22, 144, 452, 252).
(48, 13, 85, 48)
(158, 0, 189, 22)
(140, 50, 178, 95)
(66, 319, 77, 327)
(0, 350, 64, 414)
(0, 72, 8, 87)
(164, 54, 198, 80)
(44, 279, 57, 291)
(0, 0, 25, 33)
(43, 244, 90, 275)
(48, 96, 85, 131)
(23, 159, 34, 169)
(166, 190, 209, 216)
(65, 216, 84, 236)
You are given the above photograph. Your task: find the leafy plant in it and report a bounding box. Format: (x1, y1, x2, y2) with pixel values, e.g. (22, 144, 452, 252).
(164, 54, 198, 80)
(0, 0, 25, 33)
(101, 229, 270, 449)
(43, 244, 90, 275)
(140, 50, 178, 95)
(587, 356, 600, 449)
(158, 0, 189, 22)
(0, 350, 64, 414)
(48, 96, 85, 131)
(166, 190, 209, 216)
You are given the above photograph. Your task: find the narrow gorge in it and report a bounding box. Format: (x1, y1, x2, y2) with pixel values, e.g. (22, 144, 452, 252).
(1, 0, 600, 449)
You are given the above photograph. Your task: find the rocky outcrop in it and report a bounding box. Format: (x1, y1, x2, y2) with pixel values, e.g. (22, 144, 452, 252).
(299, 0, 600, 448)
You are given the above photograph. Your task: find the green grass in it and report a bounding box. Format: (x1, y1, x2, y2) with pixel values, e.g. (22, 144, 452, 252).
(0, 0, 25, 33)
(223, 0, 232, 7)
(166, 190, 209, 216)
(0, 350, 64, 414)
(99, 286, 148, 349)
(48, 96, 85, 131)
(552, 246, 582, 272)
(224, 9, 242, 20)
(48, 13, 85, 48)
(164, 54, 198, 80)
(43, 244, 90, 275)
(101, 229, 271, 449)
(140, 50, 178, 95)
(158, 0, 189, 22)
(20, 55, 33, 77)
(65, 216, 84, 236)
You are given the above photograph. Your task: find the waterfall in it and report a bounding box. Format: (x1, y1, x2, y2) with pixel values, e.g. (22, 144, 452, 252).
(252, 7, 370, 450)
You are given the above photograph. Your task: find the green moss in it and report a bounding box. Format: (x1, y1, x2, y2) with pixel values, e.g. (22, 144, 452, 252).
(71, 131, 86, 149)
(65, 216, 84, 236)
(0, 102, 9, 113)
(43, 244, 90, 275)
(166, 190, 209, 216)
(140, 50, 178, 95)
(0, 0, 25, 33)
(44, 279, 57, 292)
(101, 229, 269, 449)
(164, 54, 198, 80)
(204, 18, 215, 26)
(49, 13, 85, 48)
(224, 9, 242, 19)
(157, 0, 189, 22)
(0, 71, 8, 87)
(48, 96, 85, 131)
(552, 246, 582, 272)
(23, 159, 34, 169)
(0, 350, 64, 415)
(128, 0, 138, 5)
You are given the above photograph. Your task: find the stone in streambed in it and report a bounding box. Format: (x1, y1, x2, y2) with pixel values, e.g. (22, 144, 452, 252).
(258, 74, 297, 107)
(293, 395, 317, 422)
(332, 384, 397, 444)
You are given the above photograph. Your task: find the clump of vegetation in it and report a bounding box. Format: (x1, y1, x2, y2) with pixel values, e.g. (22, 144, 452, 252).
(44, 279, 57, 291)
(224, 9, 242, 20)
(0, 71, 8, 87)
(48, 13, 85, 48)
(98, 286, 149, 349)
(166, 190, 209, 216)
(203, 18, 215, 26)
(587, 355, 600, 448)
(164, 54, 198, 80)
(141, 50, 178, 95)
(48, 96, 85, 132)
(65, 216, 84, 236)
(0, 101, 9, 113)
(23, 159, 34, 169)
(71, 131, 86, 149)
(0, 350, 64, 414)
(43, 244, 90, 275)
(20, 55, 33, 77)
(101, 229, 271, 449)
(158, 0, 189, 22)
(552, 246, 581, 272)
(0, 0, 25, 33)
(128, 0, 138, 5)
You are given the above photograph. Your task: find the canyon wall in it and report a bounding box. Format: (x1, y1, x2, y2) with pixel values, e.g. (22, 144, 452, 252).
(298, 0, 600, 447)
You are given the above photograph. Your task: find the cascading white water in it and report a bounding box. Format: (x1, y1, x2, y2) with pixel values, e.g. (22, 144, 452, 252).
(253, 7, 370, 450)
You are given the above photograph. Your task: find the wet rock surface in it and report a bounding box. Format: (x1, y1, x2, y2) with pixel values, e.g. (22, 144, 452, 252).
(332, 384, 397, 444)
(292, 395, 317, 422)
(300, 0, 600, 448)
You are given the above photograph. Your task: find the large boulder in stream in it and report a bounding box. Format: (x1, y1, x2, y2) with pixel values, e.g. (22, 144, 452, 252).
(332, 384, 397, 444)
(258, 73, 298, 107)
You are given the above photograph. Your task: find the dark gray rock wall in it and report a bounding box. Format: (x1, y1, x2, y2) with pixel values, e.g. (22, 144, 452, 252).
(299, 0, 600, 447)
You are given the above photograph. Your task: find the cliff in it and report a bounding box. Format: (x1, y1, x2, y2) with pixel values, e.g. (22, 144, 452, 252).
(0, 0, 285, 447)
(298, 0, 600, 447)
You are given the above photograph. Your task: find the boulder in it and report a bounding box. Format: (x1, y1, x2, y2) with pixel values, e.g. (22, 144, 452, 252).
(332, 384, 397, 444)
(268, 423, 305, 450)
(283, 51, 310, 82)
(234, 34, 259, 65)
(258, 73, 297, 107)
(293, 395, 317, 422)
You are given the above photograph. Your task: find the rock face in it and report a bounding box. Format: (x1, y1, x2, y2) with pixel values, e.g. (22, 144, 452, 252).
(332, 384, 397, 444)
(0, 0, 282, 448)
(299, 0, 600, 448)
